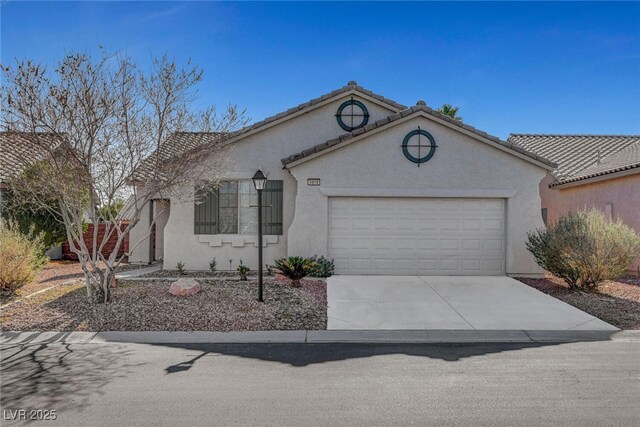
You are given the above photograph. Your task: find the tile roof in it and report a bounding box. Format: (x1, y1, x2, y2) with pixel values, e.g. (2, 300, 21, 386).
(233, 81, 406, 136)
(554, 141, 640, 186)
(130, 132, 227, 182)
(0, 132, 59, 182)
(281, 104, 557, 169)
(508, 134, 640, 185)
(130, 82, 407, 181)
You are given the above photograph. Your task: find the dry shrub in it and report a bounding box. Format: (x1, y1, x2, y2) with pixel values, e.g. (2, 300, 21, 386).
(0, 219, 48, 292)
(526, 209, 640, 288)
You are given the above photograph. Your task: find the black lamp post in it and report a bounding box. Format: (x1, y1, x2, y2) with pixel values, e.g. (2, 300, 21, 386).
(252, 169, 267, 302)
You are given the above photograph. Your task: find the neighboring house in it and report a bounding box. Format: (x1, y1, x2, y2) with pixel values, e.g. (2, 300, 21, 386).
(129, 81, 556, 276)
(509, 134, 640, 271)
(0, 132, 52, 211)
(0, 131, 65, 259)
(0, 131, 130, 261)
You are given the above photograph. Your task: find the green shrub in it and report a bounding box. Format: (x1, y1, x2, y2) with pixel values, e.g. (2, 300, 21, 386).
(209, 257, 217, 272)
(273, 256, 317, 287)
(526, 209, 640, 288)
(176, 261, 185, 275)
(308, 255, 335, 278)
(237, 259, 250, 280)
(0, 219, 48, 292)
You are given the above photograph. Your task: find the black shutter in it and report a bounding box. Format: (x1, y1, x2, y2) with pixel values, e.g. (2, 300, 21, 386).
(262, 180, 283, 235)
(194, 188, 218, 234)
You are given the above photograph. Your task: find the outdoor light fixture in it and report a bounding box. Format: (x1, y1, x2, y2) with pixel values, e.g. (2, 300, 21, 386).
(252, 169, 267, 302)
(252, 168, 268, 191)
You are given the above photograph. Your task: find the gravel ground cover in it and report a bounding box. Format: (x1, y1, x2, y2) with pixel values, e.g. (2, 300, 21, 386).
(142, 270, 258, 278)
(1, 260, 144, 305)
(0, 278, 327, 331)
(517, 275, 640, 329)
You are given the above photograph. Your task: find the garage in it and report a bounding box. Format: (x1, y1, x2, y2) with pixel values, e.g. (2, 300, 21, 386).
(328, 197, 505, 275)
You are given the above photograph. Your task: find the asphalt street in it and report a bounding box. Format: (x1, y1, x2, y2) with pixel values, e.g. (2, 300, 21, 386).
(1, 340, 639, 426)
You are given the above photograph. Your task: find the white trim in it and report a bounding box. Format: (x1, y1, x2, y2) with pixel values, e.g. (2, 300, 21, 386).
(552, 167, 640, 189)
(284, 111, 556, 171)
(319, 187, 518, 198)
(198, 234, 279, 248)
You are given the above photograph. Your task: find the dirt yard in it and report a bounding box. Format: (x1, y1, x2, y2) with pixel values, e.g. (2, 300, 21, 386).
(0, 278, 327, 332)
(0, 260, 143, 305)
(517, 275, 640, 329)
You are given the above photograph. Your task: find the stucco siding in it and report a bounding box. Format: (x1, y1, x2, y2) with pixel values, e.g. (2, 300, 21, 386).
(540, 173, 640, 271)
(287, 114, 548, 275)
(160, 95, 398, 270)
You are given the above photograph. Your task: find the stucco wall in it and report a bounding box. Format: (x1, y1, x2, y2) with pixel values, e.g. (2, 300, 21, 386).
(287, 114, 549, 276)
(159, 94, 398, 271)
(540, 173, 640, 271)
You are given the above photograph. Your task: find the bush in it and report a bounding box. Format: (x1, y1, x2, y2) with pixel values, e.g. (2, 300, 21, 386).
(308, 255, 335, 278)
(273, 256, 317, 287)
(237, 259, 250, 280)
(176, 261, 185, 275)
(526, 209, 640, 288)
(0, 219, 48, 292)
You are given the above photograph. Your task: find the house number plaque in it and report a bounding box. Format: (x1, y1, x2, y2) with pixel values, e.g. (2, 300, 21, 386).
(307, 178, 321, 186)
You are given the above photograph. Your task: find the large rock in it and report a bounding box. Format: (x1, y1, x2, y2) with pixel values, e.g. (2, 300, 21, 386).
(168, 278, 202, 297)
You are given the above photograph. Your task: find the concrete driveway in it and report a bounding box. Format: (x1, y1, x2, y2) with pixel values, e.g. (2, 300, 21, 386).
(327, 276, 617, 331)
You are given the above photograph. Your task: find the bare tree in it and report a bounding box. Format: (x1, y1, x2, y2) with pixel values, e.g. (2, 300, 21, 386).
(1, 51, 246, 302)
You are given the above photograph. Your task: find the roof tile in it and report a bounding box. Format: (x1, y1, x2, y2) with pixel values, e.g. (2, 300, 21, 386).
(509, 134, 640, 183)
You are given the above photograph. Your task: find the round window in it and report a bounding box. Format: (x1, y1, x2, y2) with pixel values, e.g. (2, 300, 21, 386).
(402, 128, 437, 165)
(336, 99, 370, 131)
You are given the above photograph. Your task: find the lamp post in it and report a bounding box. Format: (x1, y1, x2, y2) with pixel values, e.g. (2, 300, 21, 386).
(252, 169, 267, 302)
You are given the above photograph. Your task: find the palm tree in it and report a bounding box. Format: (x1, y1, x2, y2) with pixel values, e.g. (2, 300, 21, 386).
(437, 104, 462, 120)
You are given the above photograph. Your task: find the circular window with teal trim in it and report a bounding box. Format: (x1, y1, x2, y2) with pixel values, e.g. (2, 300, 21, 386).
(336, 98, 370, 131)
(402, 127, 437, 165)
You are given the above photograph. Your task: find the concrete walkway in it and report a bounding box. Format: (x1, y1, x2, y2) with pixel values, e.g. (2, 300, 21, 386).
(328, 276, 618, 331)
(115, 263, 162, 279)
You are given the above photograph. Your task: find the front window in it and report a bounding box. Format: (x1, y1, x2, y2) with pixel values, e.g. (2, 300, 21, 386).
(194, 180, 283, 235)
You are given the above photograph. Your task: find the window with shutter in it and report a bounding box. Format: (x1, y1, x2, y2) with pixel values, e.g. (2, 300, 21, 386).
(194, 180, 283, 236)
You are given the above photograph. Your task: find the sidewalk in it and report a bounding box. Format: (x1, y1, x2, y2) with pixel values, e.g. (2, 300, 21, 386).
(115, 263, 162, 279)
(2, 330, 639, 346)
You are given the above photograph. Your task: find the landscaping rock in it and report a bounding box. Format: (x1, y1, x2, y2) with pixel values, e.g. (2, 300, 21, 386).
(168, 278, 202, 297)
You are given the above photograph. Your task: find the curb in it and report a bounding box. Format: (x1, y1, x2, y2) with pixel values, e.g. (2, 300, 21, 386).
(2, 330, 639, 346)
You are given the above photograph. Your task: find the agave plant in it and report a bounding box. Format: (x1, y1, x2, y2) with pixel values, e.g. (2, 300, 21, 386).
(272, 256, 317, 287)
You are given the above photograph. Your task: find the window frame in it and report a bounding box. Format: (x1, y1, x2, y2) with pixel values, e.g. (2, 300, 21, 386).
(194, 179, 283, 236)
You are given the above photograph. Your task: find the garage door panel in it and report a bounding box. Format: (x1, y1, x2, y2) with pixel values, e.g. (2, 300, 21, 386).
(328, 197, 505, 275)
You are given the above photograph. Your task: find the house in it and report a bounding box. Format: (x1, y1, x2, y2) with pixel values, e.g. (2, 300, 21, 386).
(509, 134, 640, 271)
(0, 132, 53, 211)
(0, 132, 66, 259)
(0, 131, 130, 261)
(128, 81, 557, 276)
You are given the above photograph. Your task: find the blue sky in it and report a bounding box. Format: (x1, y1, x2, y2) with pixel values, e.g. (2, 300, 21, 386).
(2, 1, 639, 138)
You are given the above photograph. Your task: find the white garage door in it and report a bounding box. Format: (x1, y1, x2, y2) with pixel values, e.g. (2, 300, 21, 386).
(328, 197, 505, 275)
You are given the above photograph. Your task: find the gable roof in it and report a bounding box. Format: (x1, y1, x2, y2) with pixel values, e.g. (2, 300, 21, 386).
(130, 132, 227, 182)
(508, 134, 640, 186)
(0, 132, 60, 183)
(130, 82, 406, 182)
(281, 103, 557, 170)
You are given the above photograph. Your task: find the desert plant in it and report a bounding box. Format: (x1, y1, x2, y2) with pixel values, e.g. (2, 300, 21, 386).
(265, 264, 273, 276)
(526, 209, 640, 288)
(237, 259, 250, 280)
(176, 261, 186, 275)
(308, 255, 335, 278)
(0, 219, 48, 292)
(209, 257, 217, 273)
(272, 256, 318, 287)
